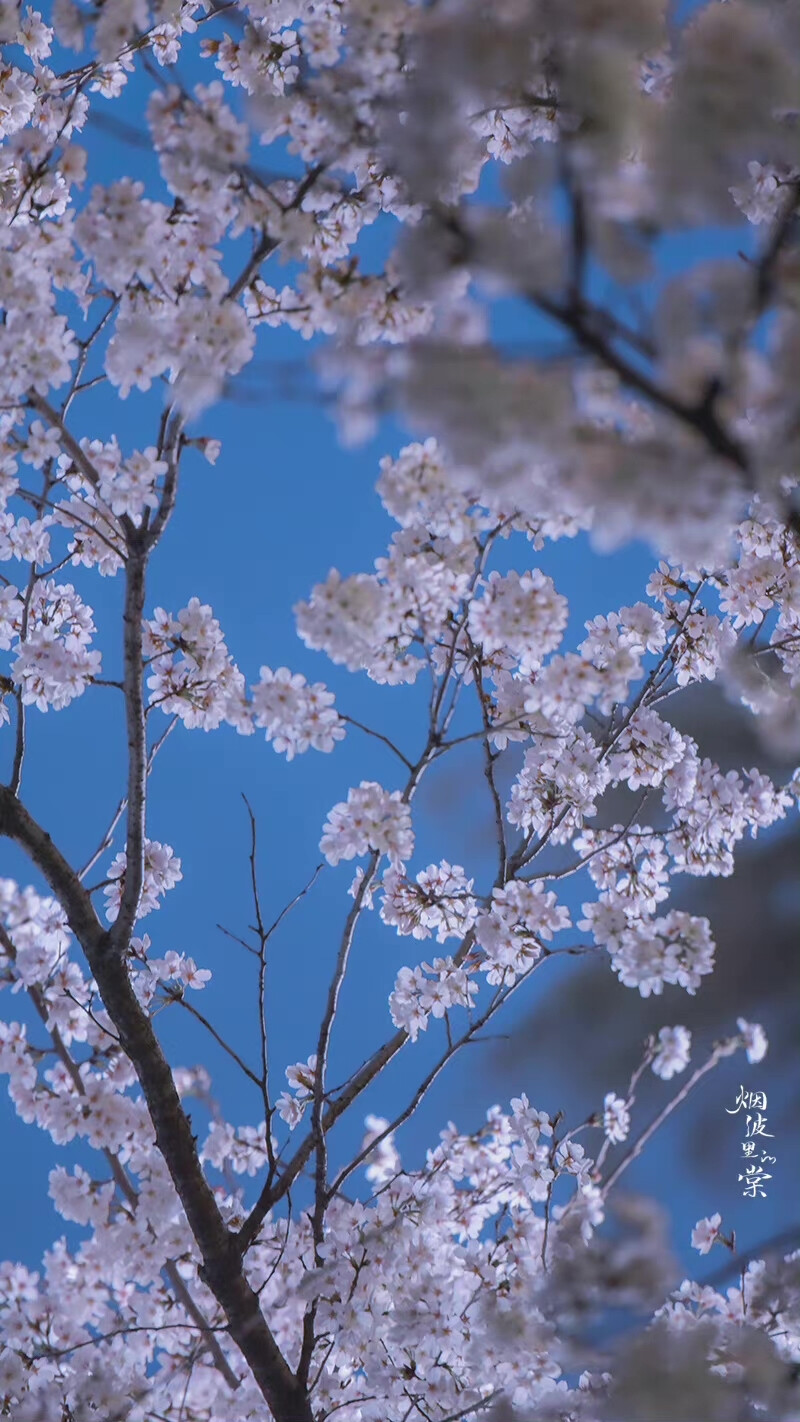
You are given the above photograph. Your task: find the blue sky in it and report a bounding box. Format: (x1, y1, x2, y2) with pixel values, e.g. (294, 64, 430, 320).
(1, 22, 795, 1303)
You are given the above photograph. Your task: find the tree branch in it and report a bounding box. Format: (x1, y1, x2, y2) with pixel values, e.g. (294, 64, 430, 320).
(600, 1042, 734, 1200)
(0, 920, 242, 1392)
(146, 408, 184, 546)
(109, 544, 149, 953)
(0, 789, 313, 1422)
(79, 716, 177, 882)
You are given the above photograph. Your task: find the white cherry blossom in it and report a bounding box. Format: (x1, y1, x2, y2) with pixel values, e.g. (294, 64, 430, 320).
(652, 1025, 692, 1080)
(691, 1213, 723, 1256)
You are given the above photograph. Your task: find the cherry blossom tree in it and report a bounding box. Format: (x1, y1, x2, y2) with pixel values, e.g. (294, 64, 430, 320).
(0, 0, 798, 1419)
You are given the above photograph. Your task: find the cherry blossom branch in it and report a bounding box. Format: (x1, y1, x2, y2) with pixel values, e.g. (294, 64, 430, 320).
(341, 714, 414, 769)
(522, 793, 651, 886)
(437, 211, 751, 474)
(241, 932, 488, 1239)
(9, 687, 25, 795)
(146, 408, 184, 547)
(0, 790, 314, 1422)
(9, 82, 88, 225)
(700, 1228, 800, 1289)
(240, 717, 448, 1251)
(327, 957, 547, 1200)
(540, 1111, 566, 1273)
(310, 848, 383, 1243)
(0, 921, 241, 1391)
(428, 521, 510, 732)
(110, 543, 149, 953)
(532, 290, 748, 473)
(751, 178, 800, 316)
(563, 156, 588, 305)
(430, 718, 563, 760)
(241, 795, 279, 1177)
(162, 985, 264, 1091)
(26, 394, 106, 500)
(249, 904, 572, 1243)
(434, 1394, 498, 1422)
(226, 231, 281, 303)
(474, 655, 508, 881)
(225, 163, 327, 302)
(79, 716, 177, 882)
(63, 294, 121, 419)
(600, 1038, 739, 1200)
(594, 1042, 655, 1177)
(15, 485, 127, 564)
(508, 599, 704, 880)
(160, 1268, 239, 1394)
(30, 1316, 234, 1365)
(237, 1026, 411, 1240)
(296, 730, 445, 1370)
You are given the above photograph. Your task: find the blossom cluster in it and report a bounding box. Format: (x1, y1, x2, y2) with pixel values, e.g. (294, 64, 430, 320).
(103, 841, 183, 924)
(0, 892, 784, 1422)
(320, 781, 414, 866)
(300, 441, 796, 1035)
(144, 602, 344, 756)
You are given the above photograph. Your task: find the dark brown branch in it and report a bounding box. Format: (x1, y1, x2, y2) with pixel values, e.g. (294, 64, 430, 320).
(310, 854, 381, 1237)
(147, 408, 184, 546)
(239, 736, 442, 1251)
(340, 714, 414, 769)
(226, 230, 280, 303)
(9, 688, 25, 795)
(530, 287, 751, 472)
(0, 922, 240, 1391)
(110, 545, 148, 953)
(237, 1024, 409, 1254)
(226, 163, 327, 302)
(27, 394, 106, 497)
(327, 958, 546, 1201)
(752, 179, 799, 315)
(473, 652, 507, 882)
(0, 789, 313, 1422)
(434, 210, 751, 474)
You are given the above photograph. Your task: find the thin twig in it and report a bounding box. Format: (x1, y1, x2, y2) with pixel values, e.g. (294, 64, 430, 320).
(600, 1041, 735, 1199)
(163, 985, 263, 1090)
(241, 795, 278, 1178)
(79, 718, 177, 882)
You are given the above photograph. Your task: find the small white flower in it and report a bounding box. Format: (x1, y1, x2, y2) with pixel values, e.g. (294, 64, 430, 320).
(361, 1114, 400, 1185)
(652, 1026, 691, 1080)
(276, 1092, 305, 1130)
(602, 1092, 630, 1144)
(285, 1054, 317, 1094)
(736, 1019, 768, 1064)
(691, 1213, 722, 1255)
